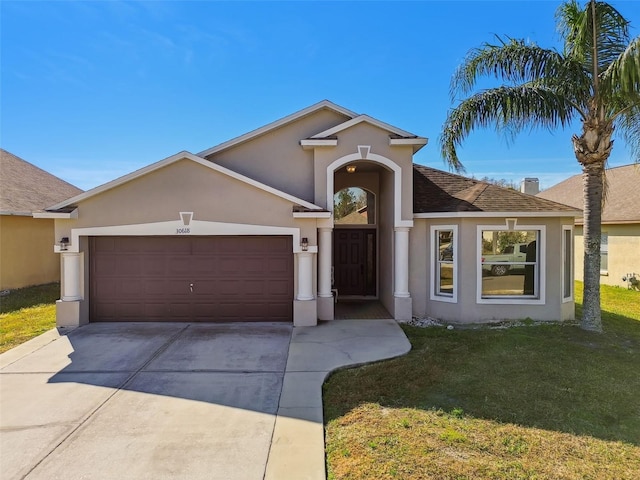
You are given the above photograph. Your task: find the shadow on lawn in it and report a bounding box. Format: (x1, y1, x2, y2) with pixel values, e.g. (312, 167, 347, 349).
(0, 283, 59, 314)
(323, 309, 640, 446)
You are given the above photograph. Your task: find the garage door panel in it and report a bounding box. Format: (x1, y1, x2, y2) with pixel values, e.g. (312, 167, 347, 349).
(268, 257, 291, 274)
(168, 257, 192, 276)
(119, 302, 145, 318)
(166, 279, 191, 296)
(243, 280, 266, 296)
(168, 302, 191, 318)
(145, 303, 167, 318)
(93, 256, 118, 276)
(90, 236, 293, 322)
(269, 279, 292, 296)
(142, 257, 166, 275)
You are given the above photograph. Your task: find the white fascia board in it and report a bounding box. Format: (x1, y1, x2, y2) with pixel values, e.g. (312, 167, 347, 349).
(310, 115, 418, 139)
(33, 209, 78, 219)
(197, 100, 358, 157)
(47, 151, 324, 212)
(0, 211, 32, 216)
(414, 211, 582, 219)
(293, 211, 332, 218)
(300, 139, 338, 150)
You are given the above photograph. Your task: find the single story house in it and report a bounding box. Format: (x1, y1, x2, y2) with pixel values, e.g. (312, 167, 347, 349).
(42, 101, 579, 327)
(537, 164, 640, 289)
(0, 149, 82, 290)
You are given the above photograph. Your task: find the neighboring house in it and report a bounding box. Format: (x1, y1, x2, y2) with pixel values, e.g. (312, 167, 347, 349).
(42, 101, 579, 327)
(0, 149, 82, 290)
(537, 164, 640, 289)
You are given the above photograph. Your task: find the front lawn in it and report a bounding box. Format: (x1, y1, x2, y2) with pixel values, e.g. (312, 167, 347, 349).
(0, 283, 59, 354)
(324, 282, 640, 479)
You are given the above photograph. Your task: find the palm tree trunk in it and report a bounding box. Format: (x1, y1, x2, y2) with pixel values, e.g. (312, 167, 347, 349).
(581, 161, 604, 332)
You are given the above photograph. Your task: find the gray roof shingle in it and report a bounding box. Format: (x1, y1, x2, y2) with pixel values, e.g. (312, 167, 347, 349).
(413, 164, 579, 214)
(536, 163, 640, 224)
(0, 149, 83, 215)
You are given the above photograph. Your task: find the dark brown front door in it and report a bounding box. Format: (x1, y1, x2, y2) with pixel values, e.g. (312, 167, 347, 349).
(90, 236, 293, 322)
(333, 229, 376, 296)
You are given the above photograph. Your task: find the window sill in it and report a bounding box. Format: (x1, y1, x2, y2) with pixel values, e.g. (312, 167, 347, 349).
(477, 297, 544, 305)
(430, 294, 457, 304)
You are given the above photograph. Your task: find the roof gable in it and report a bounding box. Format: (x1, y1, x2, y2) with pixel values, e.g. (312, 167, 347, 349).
(0, 149, 82, 215)
(46, 151, 324, 212)
(537, 164, 640, 223)
(197, 100, 358, 158)
(309, 114, 417, 139)
(306, 114, 428, 153)
(413, 164, 580, 215)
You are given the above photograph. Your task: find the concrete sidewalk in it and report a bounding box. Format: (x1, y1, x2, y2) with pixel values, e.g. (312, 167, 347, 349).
(0, 320, 410, 480)
(266, 319, 411, 479)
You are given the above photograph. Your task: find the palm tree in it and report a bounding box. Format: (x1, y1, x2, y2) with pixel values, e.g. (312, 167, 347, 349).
(440, 0, 640, 332)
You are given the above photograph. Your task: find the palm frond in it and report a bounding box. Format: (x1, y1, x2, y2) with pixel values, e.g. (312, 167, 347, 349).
(557, 0, 630, 71)
(616, 104, 640, 162)
(451, 38, 566, 99)
(601, 35, 640, 98)
(440, 87, 577, 170)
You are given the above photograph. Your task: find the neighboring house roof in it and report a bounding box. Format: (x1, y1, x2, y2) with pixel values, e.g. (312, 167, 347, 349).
(536, 164, 640, 224)
(413, 164, 580, 216)
(197, 100, 358, 157)
(0, 149, 82, 216)
(46, 151, 325, 212)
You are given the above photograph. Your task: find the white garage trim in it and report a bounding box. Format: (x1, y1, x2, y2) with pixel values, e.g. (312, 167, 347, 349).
(59, 219, 316, 254)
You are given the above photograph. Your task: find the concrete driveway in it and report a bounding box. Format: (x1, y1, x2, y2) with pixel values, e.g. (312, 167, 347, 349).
(0, 320, 411, 480)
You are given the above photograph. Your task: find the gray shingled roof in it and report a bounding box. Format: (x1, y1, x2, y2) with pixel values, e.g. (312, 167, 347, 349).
(413, 164, 579, 214)
(536, 164, 640, 224)
(0, 149, 83, 215)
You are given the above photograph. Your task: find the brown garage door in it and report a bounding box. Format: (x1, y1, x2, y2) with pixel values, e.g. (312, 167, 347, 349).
(90, 236, 293, 322)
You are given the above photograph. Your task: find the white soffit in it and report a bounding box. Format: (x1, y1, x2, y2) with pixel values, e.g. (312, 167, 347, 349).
(33, 209, 78, 219)
(197, 100, 358, 157)
(46, 151, 324, 212)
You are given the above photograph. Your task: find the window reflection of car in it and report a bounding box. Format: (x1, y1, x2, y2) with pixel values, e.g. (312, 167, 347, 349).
(440, 244, 453, 261)
(482, 242, 530, 276)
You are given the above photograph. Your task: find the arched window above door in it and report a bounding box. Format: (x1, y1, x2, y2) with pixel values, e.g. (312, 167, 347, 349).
(333, 187, 376, 225)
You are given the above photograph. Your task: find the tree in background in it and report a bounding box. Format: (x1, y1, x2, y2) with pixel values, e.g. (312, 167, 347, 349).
(440, 0, 640, 332)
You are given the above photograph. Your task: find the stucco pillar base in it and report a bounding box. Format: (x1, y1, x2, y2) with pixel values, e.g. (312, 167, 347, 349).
(294, 299, 317, 327)
(317, 296, 334, 321)
(393, 296, 412, 322)
(56, 300, 81, 328)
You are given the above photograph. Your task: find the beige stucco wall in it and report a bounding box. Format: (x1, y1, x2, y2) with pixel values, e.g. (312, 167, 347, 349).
(55, 159, 317, 240)
(574, 223, 640, 288)
(0, 215, 59, 290)
(206, 108, 351, 203)
(410, 216, 576, 324)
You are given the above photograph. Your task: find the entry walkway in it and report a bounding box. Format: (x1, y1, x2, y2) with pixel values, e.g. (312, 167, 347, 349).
(0, 320, 410, 480)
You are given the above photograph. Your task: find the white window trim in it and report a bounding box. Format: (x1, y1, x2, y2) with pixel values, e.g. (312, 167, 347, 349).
(476, 224, 546, 305)
(600, 231, 609, 275)
(430, 225, 458, 303)
(562, 225, 574, 303)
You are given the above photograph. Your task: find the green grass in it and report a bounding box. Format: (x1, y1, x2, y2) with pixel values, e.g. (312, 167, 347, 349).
(0, 283, 59, 354)
(324, 282, 640, 479)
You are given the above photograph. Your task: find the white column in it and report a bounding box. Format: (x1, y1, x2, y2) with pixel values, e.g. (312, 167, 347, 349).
(394, 227, 410, 298)
(318, 227, 333, 298)
(296, 252, 314, 301)
(61, 252, 82, 301)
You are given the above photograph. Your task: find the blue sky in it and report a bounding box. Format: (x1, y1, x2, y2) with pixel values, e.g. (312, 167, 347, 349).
(2, 0, 639, 192)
